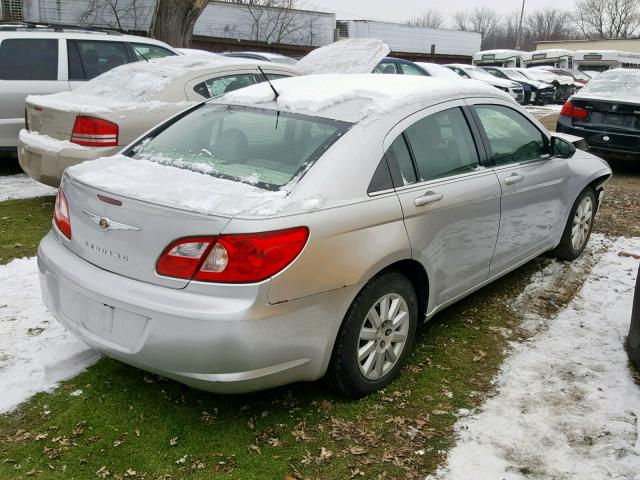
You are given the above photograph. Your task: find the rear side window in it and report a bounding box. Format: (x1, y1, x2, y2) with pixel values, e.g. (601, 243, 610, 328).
(0, 39, 58, 80)
(404, 108, 479, 181)
(193, 73, 258, 99)
(131, 105, 351, 190)
(385, 135, 417, 187)
(374, 62, 398, 74)
(68, 40, 130, 80)
(130, 43, 175, 61)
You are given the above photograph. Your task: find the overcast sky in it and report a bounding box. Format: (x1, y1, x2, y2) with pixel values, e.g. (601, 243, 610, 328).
(302, 0, 576, 24)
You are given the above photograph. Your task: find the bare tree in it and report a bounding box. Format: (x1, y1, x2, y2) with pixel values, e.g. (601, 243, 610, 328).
(225, 0, 312, 44)
(150, 0, 208, 47)
(79, 0, 147, 31)
(574, 0, 640, 38)
(526, 7, 572, 42)
(453, 7, 502, 48)
(452, 10, 470, 31)
(407, 8, 444, 29)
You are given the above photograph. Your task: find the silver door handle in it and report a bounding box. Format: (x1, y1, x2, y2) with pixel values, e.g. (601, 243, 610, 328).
(504, 174, 524, 185)
(414, 191, 444, 207)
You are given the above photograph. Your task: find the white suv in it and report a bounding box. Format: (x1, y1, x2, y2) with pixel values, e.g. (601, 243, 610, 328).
(0, 23, 178, 153)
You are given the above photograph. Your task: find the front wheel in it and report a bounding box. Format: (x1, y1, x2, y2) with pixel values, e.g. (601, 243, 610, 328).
(325, 271, 418, 398)
(550, 187, 597, 261)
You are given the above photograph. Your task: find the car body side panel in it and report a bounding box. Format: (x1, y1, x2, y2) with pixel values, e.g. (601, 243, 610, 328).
(221, 193, 410, 305)
(396, 170, 501, 307)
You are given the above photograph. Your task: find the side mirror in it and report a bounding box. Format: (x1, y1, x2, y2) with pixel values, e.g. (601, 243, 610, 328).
(550, 135, 576, 159)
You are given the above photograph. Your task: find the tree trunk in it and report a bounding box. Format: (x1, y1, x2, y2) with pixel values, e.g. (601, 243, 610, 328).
(150, 0, 208, 48)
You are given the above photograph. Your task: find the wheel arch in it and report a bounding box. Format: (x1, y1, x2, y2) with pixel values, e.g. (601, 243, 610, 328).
(376, 259, 430, 321)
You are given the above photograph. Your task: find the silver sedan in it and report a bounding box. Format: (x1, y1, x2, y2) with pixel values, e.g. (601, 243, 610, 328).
(38, 74, 611, 397)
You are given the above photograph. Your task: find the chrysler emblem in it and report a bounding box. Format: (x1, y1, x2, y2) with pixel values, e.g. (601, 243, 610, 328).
(83, 211, 140, 231)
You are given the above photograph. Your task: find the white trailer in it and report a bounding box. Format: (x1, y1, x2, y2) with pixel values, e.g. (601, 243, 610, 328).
(472, 49, 527, 68)
(337, 20, 481, 57)
(523, 49, 574, 69)
(575, 50, 640, 73)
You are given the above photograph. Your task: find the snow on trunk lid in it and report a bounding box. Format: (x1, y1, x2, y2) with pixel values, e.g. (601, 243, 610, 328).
(25, 102, 78, 142)
(61, 175, 231, 289)
(295, 38, 390, 75)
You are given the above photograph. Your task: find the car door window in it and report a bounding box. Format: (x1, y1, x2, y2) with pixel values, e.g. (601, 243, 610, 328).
(193, 73, 258, 99)
(0, 39, 58, 80)
(400, 63, 426, 76)
(474, 105, 546, 166)
(68, 40, 130, 80)
(404, 108, 479, 181)
(130, 43, 175, 60)
(450, 67, 469, 78)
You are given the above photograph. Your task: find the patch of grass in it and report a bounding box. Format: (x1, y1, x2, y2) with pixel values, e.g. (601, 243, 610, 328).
(0, 258, 547, 480)
(0, 197, 54, 264)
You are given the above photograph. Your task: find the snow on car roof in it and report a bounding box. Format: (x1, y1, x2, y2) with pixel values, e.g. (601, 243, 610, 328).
(26, 55, 278, 114)
(575, 68, 640, 103)
(221, 73, 510, 123)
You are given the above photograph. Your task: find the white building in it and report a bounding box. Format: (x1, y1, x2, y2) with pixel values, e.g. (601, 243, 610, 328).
(19, 0, 335, 48)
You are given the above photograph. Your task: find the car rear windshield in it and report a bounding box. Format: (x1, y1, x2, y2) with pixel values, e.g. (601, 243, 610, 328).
(578, 69, 640, 100)
(129, 104, 351, 190)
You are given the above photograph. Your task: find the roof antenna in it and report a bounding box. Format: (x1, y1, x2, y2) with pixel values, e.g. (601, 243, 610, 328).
(258, 66, 280, 101)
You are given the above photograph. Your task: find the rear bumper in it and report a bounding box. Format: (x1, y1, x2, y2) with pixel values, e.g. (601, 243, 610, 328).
(556, 120, 640, 156)
(18, 134, 117, 187)
(0, 117, 21, 149)
(38, 232, 358, 394)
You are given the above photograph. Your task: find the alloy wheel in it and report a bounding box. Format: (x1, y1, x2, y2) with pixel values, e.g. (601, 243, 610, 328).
(357, 293, 410, 380)
(571, 196, 593, 251)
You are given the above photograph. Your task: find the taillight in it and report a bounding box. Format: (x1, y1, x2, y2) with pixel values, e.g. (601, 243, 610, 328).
(560, 101, 588, 119)
(54, 189, 71, 239)
(71, 116, 119, 147)
(24, 108, 29, 130)
(156, 227, 309, 284)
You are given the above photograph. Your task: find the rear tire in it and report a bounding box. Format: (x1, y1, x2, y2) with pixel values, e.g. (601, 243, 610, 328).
(550, 187, 597, 261)
(326, 271, 418, 398)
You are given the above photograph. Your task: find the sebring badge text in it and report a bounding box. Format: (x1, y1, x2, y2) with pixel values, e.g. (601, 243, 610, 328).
(83, 241, 129, 262)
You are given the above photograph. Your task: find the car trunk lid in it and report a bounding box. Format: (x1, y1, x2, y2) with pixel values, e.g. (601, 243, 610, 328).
(26, 102, 79, 142)
(61, 175, 232, 289)
(571, 97, 640, 132)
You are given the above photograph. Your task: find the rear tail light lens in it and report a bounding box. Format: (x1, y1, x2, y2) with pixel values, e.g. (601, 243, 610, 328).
(71, 116, 119, 147)
(560, 101, 588, 119)
(54, 189, 71, 239)
(156, 227, 309, 284)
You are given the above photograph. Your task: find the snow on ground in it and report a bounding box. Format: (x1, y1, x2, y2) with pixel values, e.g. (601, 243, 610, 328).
(428, 236, 640, 480)
(0, 174, 56, 201)
(0, 257, 100, 413)
(524, 104, 563, 114)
